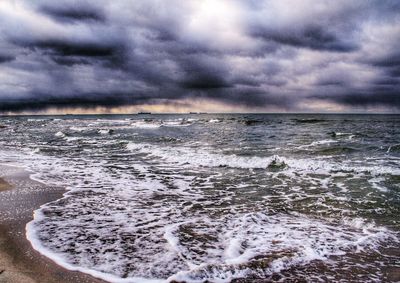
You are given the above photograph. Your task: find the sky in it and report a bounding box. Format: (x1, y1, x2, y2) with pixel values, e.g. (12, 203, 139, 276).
(0, 0, 399, 114)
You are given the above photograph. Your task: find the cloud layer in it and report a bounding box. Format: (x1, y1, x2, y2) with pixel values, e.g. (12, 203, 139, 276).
(0, 0, 399, 113)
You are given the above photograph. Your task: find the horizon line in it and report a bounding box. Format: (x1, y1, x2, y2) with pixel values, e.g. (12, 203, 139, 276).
(1, 112, 400, 116)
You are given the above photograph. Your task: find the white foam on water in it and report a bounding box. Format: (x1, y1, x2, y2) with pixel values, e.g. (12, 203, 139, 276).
(297, 139, 337, 149)
(369, 177, 388, 192)
(26, 216, 164, 283)
(99, 129, 113, 135)
(65, 136, 83, 142)
(70, 126, 86, 132)
(27, 118, 47, 122)
(165, 213, 395, 282)
(55, 131, 66, 138)
(335, 132, 353, 136)
(31, 148, 41, 154)
(161, 119, 194, 127)
(127, 142, 276, 169)
(95, 119, 132, 125)
(131, 120, 161, 129)
(0, 133, 397, 283)
(126, 142, 400, 177)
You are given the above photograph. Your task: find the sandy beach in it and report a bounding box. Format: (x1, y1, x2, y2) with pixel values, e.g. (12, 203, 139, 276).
(0, 165, 105, 283)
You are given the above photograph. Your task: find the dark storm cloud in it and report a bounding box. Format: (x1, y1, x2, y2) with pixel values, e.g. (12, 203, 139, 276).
(313, 91, 400, 108)
(366, 52, 400, 81)
(51, 57, 90, 66)
(315, 80, 346, 87)
(219, 89, 296, 109)
(373, 78, 400, 86)
(34, 40, 121, 58)
(0, 92, 144, 111)
(388, 68, 400, 78)
(0, 54, 15, 64)
(0, 0, 399, 112)
(249, 25, 357, 52)
(177, 55, 233, 90)
(40, 4, 105, 23)
(0, 83, 184, 111)
(181, 76, 231, 90)
(370, 54, 400, 68)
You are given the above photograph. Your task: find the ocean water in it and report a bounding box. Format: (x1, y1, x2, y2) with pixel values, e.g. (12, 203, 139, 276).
(0, 114, 399, 282)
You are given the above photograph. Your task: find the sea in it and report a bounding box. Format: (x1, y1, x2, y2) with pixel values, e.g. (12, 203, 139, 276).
(0, 114, 399, 282)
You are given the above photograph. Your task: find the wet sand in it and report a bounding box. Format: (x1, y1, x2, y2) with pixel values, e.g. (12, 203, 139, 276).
(0, 165, 106, 283)
(0, 178, 12, 192)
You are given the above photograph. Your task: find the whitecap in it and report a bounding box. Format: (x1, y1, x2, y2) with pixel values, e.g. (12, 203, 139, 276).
(131, 121, 161, 129)
(126, 142, 400, 176)
(98, 129, 113, 135)
(55, 131, 66, 138)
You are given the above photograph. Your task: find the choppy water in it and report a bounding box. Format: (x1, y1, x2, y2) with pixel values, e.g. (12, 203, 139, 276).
(0, 114, 399, 282)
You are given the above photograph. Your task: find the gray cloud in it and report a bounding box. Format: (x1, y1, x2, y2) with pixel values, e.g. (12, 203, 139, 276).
(40, 3, 105, 23)
(0, 54, 15, 64)
(312, 91, 400, 109)
(249, 25, 358, 52)
(0, 0, 399, 112)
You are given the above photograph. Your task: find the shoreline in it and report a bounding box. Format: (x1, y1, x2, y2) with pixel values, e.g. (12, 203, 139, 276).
(0, 177, 12, 192)
(0, 165, 106, 283)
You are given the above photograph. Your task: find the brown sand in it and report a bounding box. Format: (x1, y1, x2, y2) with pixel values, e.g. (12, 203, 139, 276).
(0, 178, 12, 192)
(0, 165, 106, 283)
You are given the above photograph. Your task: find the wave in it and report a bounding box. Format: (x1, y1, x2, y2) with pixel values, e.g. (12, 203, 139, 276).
(0, 142, 397, 282)
(24, 185, 396, 283)
(98, 129, 114, 135)
(127, 142, 282, 169)
(293, 118, 326, 124)
(70, 126, 86, 132)
(208, 119, 222, 123)
(312, 145, 359, 155)
(27, 118, 47, 122)
(387, 144, 400, 153)
(165, 213, 394, 282)
(55, 131, 66, 138)
(328, 132, 357, 139)
(126, 142, 400, 176)
(241, 119, 263, 126)
(296, 139, 337, 149)
(131, 120, 161, 129)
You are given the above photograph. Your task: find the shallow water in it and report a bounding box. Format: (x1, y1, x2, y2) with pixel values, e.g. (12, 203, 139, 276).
(0, 114, 399, 282)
